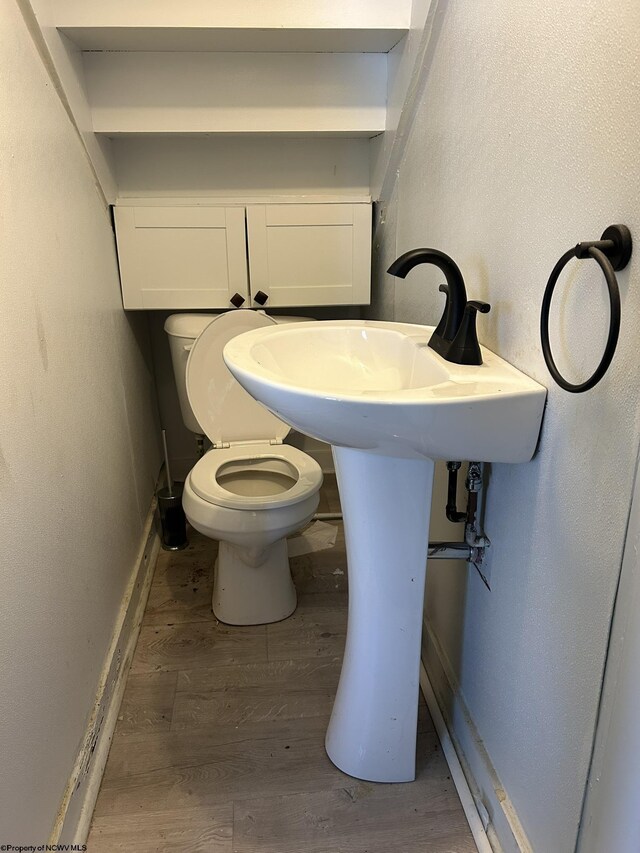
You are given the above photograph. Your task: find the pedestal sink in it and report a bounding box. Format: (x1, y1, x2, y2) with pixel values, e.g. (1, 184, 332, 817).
(224, 320, 546, 782)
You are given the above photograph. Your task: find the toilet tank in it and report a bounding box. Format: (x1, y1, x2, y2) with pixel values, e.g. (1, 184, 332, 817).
(165, 314, 217, 434)
(165, 312, 311, 436)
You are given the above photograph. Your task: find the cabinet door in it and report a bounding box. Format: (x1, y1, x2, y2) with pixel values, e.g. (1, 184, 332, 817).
(246, 204, 371, 307)
(114, 206, 249, 309)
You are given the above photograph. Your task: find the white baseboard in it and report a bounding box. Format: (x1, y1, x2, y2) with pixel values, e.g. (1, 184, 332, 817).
(420, 664, 493, 853)
(50, 498, 160, 845)
(422, 620, 533, 853)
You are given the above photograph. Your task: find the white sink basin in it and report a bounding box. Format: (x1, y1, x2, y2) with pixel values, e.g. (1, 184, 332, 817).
(224, 320, 546, 462)
(224, 320, 547, 784)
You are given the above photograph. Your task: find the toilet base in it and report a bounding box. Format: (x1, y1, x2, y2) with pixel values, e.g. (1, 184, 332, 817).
(212, 539, 297, 625)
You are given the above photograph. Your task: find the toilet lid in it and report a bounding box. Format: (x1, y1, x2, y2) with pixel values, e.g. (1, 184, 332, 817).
(186, 310, 291, 446)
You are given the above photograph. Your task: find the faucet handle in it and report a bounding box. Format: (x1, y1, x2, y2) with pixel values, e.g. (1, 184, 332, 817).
(447, 300, 491, 365)
(467, 300, 491, 314)
(433, 284, 451, 339)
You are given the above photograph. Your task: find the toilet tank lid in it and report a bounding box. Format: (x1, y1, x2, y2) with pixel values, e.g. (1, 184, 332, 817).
(165, 313, 219, 340)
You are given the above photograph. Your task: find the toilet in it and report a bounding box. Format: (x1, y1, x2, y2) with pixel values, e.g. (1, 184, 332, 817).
(165, 311, 323, 626)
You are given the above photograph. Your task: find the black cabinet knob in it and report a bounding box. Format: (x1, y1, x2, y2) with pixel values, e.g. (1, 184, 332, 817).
(253, 290, 269, 305)
(230, 292, 245, 308)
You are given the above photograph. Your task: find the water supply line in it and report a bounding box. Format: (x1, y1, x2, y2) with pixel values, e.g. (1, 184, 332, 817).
(464, 462, 491, 584)
(464, 462, 490, 551)
(443, 460, 491, 580)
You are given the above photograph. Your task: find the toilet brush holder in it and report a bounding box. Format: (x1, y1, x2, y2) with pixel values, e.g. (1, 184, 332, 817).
(157, 483, 188, 551)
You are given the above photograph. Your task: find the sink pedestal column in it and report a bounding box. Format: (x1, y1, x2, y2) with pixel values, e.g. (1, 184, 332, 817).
(325, 447, 435, 783)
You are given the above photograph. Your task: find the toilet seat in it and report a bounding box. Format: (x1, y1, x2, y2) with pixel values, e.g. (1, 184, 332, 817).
(189, 443, 323, 511)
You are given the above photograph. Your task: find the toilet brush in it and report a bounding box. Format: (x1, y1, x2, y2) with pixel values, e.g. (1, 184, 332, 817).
(162, 428, 174, 497)
(157, 428, 188, 550)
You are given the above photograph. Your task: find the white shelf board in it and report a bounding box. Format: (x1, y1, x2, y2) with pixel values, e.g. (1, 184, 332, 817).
(97, 130, 384, 139)
(114, 195, 372, 206)
(54, 0, 411, 31)
(60, 26, 407, 53)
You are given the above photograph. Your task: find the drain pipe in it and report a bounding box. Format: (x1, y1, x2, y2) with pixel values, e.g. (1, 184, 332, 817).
(446, 461, 467, 523)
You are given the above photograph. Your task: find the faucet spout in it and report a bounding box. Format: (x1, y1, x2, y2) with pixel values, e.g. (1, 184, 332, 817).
(387, 248, 468, 356)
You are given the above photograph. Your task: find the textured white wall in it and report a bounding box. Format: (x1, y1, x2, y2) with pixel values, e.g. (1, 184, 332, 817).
(0, 0, 160, 839)
(114, 137, 371, 200)
(578, 453, 640, 853)
(24, 0, 118, 200)
(370, 2, 640, 850)
(370, 0, 435, 200)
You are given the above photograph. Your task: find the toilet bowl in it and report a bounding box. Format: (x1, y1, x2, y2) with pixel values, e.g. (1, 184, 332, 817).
(165, 310, 323, 625)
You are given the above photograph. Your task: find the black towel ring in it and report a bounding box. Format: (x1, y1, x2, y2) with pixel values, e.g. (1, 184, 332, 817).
(540, 224, 632, 393)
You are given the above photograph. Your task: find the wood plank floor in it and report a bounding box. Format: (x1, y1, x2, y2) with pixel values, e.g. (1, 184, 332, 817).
(87, 475, 476, 853)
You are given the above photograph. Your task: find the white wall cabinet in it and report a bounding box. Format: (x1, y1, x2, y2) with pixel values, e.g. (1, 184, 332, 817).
(113, 205, 249, 309)
(246, 204, 371, 307)
(114, 201, 371, 309)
